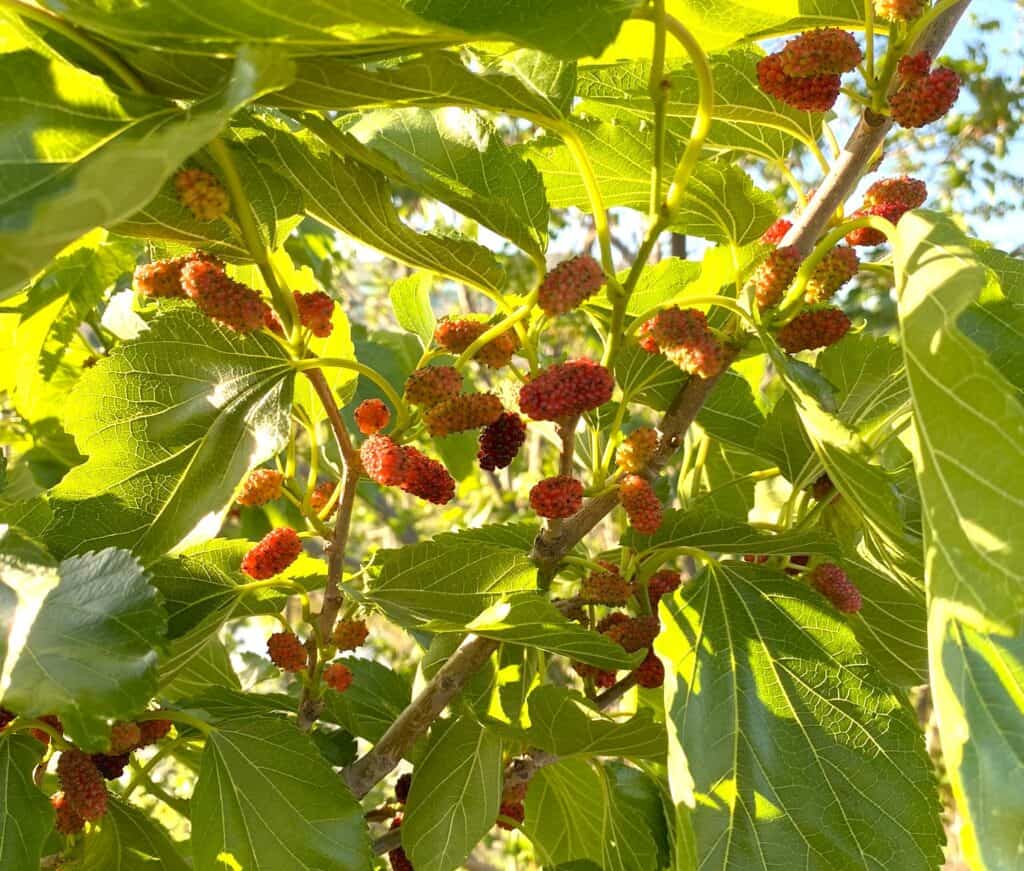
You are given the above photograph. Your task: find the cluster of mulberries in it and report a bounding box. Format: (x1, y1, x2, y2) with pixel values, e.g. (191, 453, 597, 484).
(267, 631, 308, 672)
(241, 528, 303, 579)
(175, 168, 230, 221)
(332, 618, 369, 651)
(181, 259, 269, 333)
(777, 306, 852, 353)
(477, 412, 527, 471)
(619, 474, 663, 534)
(752, 246, 802, 310)
(294, 291, 334, 337)
(423, 393, 503, 437)
(237, 468, 284, 507)
(808, 563, 862, 613)
(538, 255, 605, 315)
(91, 752, 130, 780)
(874, 0, 925, 20)
(355, 399, 391, 435)
(138, 719, 173, 746)
(530, 476, 583, 519)
(846, 175, 928, 246)
(519, 359, 614, 421)
(133, 251, 221, 298)
(311, 480, 337, 518)
(639, 307, 724, 379)
(604, 614, 661, 653)
(434, 317, 519, 368)
(760, 218, 793, 246)
(404, 366, 462, 408)
(324, 663, 353, 692)
(757, 28, 862, 113)
(647, 569, 682, 608)
(890, 52, 960, 129)
(57, 749, 108, 822)
(580, 564, 634, 606)
(616, 427, 658, 474)
(805, 246, 859, 303)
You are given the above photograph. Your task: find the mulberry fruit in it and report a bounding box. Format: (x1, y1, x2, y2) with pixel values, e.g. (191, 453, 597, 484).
(91, 753, 130, 780)
(518, 359, 614, 421)
(777, 306, 851, 353)
(875, 0, 926, 20)
(267, 631, 308, 672)
(478, 413, 527, 471)
(809, 563, 862, 613)
(434, 317, 519, 368)
(596, 611, 630, 634)
(181, 260, 268, 333)
(137, 719, 172, 746)
(332, 618, 369, 651)
(360, 435, 407, 486)
(538, 255, 605, 315)
(57, 749, 107, 821)
(294, 291, 334, 337)
(311, 480, 337, 518)
(399, 447, 456, 504)
(845, 202, 907, 246)
(637, 318, 661, 353)
(237, 468, 284, 507)
(605, 615, 660, 653)
(616, 427, 658, 473)
(580, 566, 634, 606)
(786, 554, 811, 576)
(645, 308, 725, 378)
(805, 246, 859, 302)
(530, 476, 584, 519)
(324, 663, 353, 692)
(404, 366, 462, 409)
(0, 708, 14, 731)
(664, 332, 725, 379)
(175, 168, 230, 221)
(241, 527, 302, 579)
(423, 393, 503, 437)
(109, 722, 141, 754)
(647, 569, 682, 607)
(133, 251, 219, 299)
(752, 246, 802, 310)
(863, 175, 927, 210)
(757, 53, 841, 112)
(619, 474, 662, 535)
(497, 800, 526, 830)
(573, 661, 617, 689)
(761, 218, 793, 246)
(263, 307, 284, 335)
(388, 817, 413, 871)
(897, 51, 933, 83)
(811, 473, 835, 501)
(52, 792, 85, 836)
(395, 772, 412, 804)
(891, 65, 960, 128)
(354, 399, 390, 435)
(634, 650, 665, 689)
(778, 28, 863, 77)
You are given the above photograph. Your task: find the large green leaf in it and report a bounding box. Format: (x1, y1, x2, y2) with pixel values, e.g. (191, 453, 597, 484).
(658, 560, 943, 870)
(0, 45, 293, 299)
(0, 533, 165, 748)
(80, 796, 189, 871)
(894, 211, 1024, 870)
(0, 733, 51, 871)
(403, 716, 503, 871)
(192, 714, 372, 870)
(47, 304, 294, 561)
(817, 333, 909, 436)
(390, 273, 436, 347)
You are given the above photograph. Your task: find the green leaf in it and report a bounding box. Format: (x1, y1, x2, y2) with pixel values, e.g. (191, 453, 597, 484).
(159, 635, 240, 702)
(894, 211, 1024, 870)
(390, 273, 436, 346)
(0, 45, 294, 299)
(47, 304, 294, 561)
(319, 657, 412, 743)
(0, 733, 51, 871)
(80, 796, 189, 871)
(697, 371, 765, 454)
(658, 560, 943, 870)
(817, 333, 909, 435)
(0, 534, 165, 749)
(192, 714, 371, 870)
(755, 391, 816, 483)
(404, 716, 503, 871)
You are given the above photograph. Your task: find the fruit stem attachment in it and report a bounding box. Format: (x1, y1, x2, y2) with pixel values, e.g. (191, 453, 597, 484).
(291, 357, 410, 433)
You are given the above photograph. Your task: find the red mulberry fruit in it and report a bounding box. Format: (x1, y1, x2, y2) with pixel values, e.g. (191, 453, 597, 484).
(596, 611, 630, 634)
(91, 752, 130, 780)
(519, 359, 614, 421)
(360, 435, 407, 486)
(399, 447, 456, 504)
(777, 306, 851, 353)
(580, 566, 634, 606)
(863, 175, 927, 210)
(645, 308, 725, 377)
(0, 708, 14, 731)
(332, 618, 369, 651)
(137, 719, 172, 746)
(478, 413, 527, 471)
(497, 800, 526, 830)
(619, 474, 662, 535)
(324, 662, 353, 692)
(434, 317, 519, 368)
(404, 366, 462, 408)
(875, 0, 926, 20)
(634, 650, 666, 689)
(752, 245, 802, 310)
(761, 218, 793, 246)
(237, 468, 284, 507)
(388, 817, 414, 871)
(395, 772, 412, 804)
(845, 202, 907, 246)
(267, 631, 308, 672)
(809, 563, 862, 613)
(133, 251, 219, 299)
(311, 480, 337, 518)
(181, 260, 268, 333)
(354, 399, 390, 435)
(757, 53, 840, 112)
(175, 168, 230, 221)
(778, 28, 863, 77)
(530, 476, 584, 519)
(573, 661, 617, 689)
(805, 246, 859, 303)
(648, 569, 682, 607)
(786, 554, 810, 576)
(294, 291, 334, 338)
(891, 65, 960, 128)
(57, 749, 107, 821)
(241, 527, 302, 579)
(423, 393, 503, 437)
(605, 615, 660, 653)
(108, 722, 141, 754)
(897, 51, 933, 83)
(52, 792, 85, 835)
(616, 427, 658, 473)
(538, 255, 605, 315)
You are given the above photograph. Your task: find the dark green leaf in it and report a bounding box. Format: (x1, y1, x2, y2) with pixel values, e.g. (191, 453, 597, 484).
(319, 657, 412, 743)
(0, 733, 51, 871)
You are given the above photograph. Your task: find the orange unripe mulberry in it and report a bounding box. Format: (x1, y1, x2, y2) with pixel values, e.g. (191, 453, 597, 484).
(52, 792, 85, 835)
(434, 317, 519, 368)
(777, 306, 851, 353)
(423, 393, 503, 437)
(616, 427, 658, 473)
(529, 476, 583, 519)
(294, 291, 334, 337)
(538, 255, 605, 315)
(399, 447, 456, 505)
(237, 468, 284, 507)
(580, 566, 634, 606)
(752, 246, 802, 310)
(360, 435, 407, 486)
(404, 366, 462, 408)
(324, 663, 353, 692)
(805, 246, 859, 303)
(267, 631, 308, 672)
(57, 749, 107, 821)
(181, 260, 268, 333)
(809, 563, 862, 613)
(332, 618, 369, 651)
(133, 251, 221, 299)
(891, 65, 960, 129)
(875, 0, 926, 21)
(619, 474, 662, 535)
(757, 53, 840, 112)
(108, 722, 141, 754)
(241, 528, 302, 579)
(760, 218, 792, 246)
(778, 28, 862, 77)
(518, 359, 614, 421)
(175, 168, 230, 221)
(355, 398, 390, 435)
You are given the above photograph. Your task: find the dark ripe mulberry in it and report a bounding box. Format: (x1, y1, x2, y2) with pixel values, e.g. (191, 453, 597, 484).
(237, 468, 284, 507)
(634, 650, 665, 688)
(845, 202, 907, 246)
(778, 28, 863, 77)
(573, 661, 617, 689)
(294, 291, 334, 337)
(394, 772, 413, 804)
(324, 663, 353, 692)
(434, 317, 519, 368)
(538, 255, 605, 315)
(518, 359, 614, 421)
(785, 554, 810, 576)
(616, 427, 658, 473)
(647, 569, 682, 608)
(580, 566, 634, 606)
(181, 259, 268, 333)
(805, 246, 859, 303)
(863, 176, 927, 210)
(423, 393, 503, 437)
(136, 719, 172, 746)
(91, 753, 130, 780)
(354, 398, 390, 435)
(175, 168, 230, 221)
(809, 563, 862, 613)
(52, 792, 85, 835)
(267, 631, 308, 672)
(57, 749, 107, 821)
(310, 480, 337, 518)
(497, 800, 525, 830)
(761, 218, 793, 246)
(529, 476, 584, 519)
(0, 708, 13, 731)
(605, 615, 660, 653)
(891, 65, 960, 128)
(360, 435, 407, 486)
(478, 412, 527, 471)
(619, 474, 662, 535)
(108, 722, 141, 754)
(331, 618, 369, 651)
(752, 245, 802, 310)
(399, 447, 455, 504)
(388, 817, 414, 871)
(404, 366, 462, 408)
(811, 473, 834, 501)
(241, 528, 302, 579)
(133, 251, 220, 299)
(757, 53, 840, 112)
(596, 611, 630, 635)
(777, 306, 851, 353)
(875, 0, 926, 21)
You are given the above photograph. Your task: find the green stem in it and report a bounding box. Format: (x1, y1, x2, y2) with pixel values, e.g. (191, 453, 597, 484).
(454, 294, 536, 370)
(9, 718, 69, 748)
(647, 0, 669, 220)
(598, 400, 631, 476)
(864, 0, 876, 86)
(639, 545, 714, 576)
(291, 357, 410, 432)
